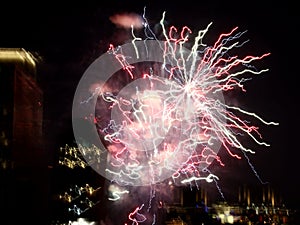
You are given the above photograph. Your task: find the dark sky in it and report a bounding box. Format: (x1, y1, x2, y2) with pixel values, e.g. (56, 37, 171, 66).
(1, 1, 299, 209)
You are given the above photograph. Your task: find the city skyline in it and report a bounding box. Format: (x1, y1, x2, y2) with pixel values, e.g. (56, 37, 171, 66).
(0, 1, 298, 223)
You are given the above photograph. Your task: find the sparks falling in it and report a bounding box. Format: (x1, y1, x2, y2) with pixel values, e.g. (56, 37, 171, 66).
(78, 12, 277, 185)
(71, 10, 278, 224)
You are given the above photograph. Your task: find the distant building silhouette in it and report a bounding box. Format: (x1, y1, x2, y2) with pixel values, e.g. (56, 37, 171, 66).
(0, 48, 47, 224)
(0, 48, 43, 167)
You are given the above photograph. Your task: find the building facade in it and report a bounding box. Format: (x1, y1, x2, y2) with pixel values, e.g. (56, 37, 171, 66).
(0, 48, 47, 224)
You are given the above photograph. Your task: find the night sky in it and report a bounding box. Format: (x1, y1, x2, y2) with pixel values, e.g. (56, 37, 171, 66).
(1, 0, 299, 211)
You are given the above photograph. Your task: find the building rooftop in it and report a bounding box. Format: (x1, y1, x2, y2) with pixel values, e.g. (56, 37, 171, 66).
(0, 48, 38, 77)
